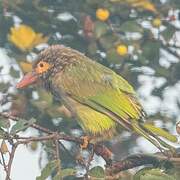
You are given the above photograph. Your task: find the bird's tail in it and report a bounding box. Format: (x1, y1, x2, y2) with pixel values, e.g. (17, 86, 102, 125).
(143, 123, 177, 143)
(132, 121, 177, 152)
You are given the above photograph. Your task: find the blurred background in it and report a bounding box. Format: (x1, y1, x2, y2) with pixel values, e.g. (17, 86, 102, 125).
(0, 0, 180, 179)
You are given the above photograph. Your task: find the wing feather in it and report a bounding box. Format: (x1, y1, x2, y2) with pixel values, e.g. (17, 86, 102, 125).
(53, 58, 145, 133)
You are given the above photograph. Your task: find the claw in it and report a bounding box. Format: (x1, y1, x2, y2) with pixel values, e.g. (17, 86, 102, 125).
(80, 136, 90, 149)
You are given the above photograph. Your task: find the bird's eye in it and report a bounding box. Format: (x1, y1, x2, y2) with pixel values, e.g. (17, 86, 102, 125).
(39, 63, 44, 68)
(35, 61, 51, 74)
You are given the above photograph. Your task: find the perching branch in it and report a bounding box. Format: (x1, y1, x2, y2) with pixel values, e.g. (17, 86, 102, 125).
(0, 111, 180, 179)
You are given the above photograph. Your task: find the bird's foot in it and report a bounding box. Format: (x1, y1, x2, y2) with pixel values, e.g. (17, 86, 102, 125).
(80, 136, 90, 149)
(159, 147, 177, 158)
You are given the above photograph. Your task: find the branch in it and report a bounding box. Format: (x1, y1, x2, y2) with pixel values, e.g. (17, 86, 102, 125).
(0, 112, 52, 134)
(1, 111, 180, 178)
(106, 154, 160, 175)
(0, 149, 10, 180)
(6, 143, 18, 180)
(54, 139, 61, 174)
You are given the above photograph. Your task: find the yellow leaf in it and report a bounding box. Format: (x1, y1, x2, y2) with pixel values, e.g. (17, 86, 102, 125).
(110, 0, 157, 13)
(8, 24, 49, 51)
(0, 140, 9, 154)
(20, 62, 32, 73)
(131, 0, 157, 13)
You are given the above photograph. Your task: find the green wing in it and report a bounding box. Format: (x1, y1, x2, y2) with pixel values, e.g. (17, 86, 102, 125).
(54, 57, 144, 128)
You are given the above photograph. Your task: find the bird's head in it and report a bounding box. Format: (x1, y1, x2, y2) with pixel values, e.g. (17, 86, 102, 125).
(16, 45, 73, 89)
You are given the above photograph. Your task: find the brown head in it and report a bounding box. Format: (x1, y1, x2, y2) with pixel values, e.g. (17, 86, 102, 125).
(16, 45, 78, 89)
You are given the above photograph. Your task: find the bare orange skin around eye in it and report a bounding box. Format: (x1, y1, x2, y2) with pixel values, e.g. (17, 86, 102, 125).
(35, 61, 51, 74)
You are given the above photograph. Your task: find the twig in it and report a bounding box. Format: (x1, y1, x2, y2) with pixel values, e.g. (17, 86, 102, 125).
(0, 112, 52, 134)
(106, 154, 173, 175)
(54, 139, 61, 173)
(6, 143, 18, 180)
(0, 150, 11, 180)
(85, 147, 95, 177)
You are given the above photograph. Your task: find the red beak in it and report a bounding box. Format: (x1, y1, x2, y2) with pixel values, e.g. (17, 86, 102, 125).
(16, 72, 38, 89)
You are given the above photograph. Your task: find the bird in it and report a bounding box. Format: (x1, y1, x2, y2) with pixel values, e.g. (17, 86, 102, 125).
(16, 45, 177, 153)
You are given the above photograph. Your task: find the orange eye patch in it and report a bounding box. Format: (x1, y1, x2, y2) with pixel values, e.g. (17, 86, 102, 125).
(35, 61, 51, 74)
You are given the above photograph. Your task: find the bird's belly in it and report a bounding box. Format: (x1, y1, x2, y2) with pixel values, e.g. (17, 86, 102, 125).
(66, 97, 117, 138)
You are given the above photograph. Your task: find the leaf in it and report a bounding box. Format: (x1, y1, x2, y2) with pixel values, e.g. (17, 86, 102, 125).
(106, 48, 123, 64)
(20, 62, 32, 73)
(0, 140, 9, 154)
(94, 21, 109, 39)
(0, 128, 5, 139)
(0, 82, 10, 92)
(10, 118, 36, 134)
(99, 34, 118, 50)
(89, 166, 105, 178)
(120, 21, 143, 33)
(142, 41, 160, 63)
(9, 66, 20, 78)
(61, 168, 76, 177)
(88, 41, 98, 55)
(134, 168, 176, 180)
(36, 160, 59, 180)
(131, 0, 157, 13)
(52, 172, 61, 180)
(52, 168, 76, 180)
(137, 54, 149, 65)
(0, 118, 10, 129)
(110, 0, 157, 13)
(161, 25, 176, 42)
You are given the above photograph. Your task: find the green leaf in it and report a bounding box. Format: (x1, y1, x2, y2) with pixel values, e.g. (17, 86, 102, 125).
(0, 128, 5, 139)
(99, 34, 118, 50)
(106, 48, 123, 64)
(36, 160, 59, 180)
(120, 21, 143, 33)
(134, 168, 176, 180)
(137, 54, 149, 65)
(94, 21, 109, 39)
(61, 168, 76, 177)
(9, 67, 20, 78)
(88, 41, 98, 55)
(161, 24, 176, 42)
(89, 166, 105, 178)
(52, 172, 61, 180)
(52, 168, 76, 180)
(10, 118, 36, 134)
(142, 41, 160, 63)
(0, 82, 10, 92)
(0, 118, 10, 129)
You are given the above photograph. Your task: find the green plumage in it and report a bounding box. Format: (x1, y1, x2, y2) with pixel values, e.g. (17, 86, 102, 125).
(48, 46, 177, 152)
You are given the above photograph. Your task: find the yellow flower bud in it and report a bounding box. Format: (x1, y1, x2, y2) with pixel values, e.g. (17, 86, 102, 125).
(116, 44, 128, 56)
(152, 18, 162, 28)
(96, 8, 110, 21)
